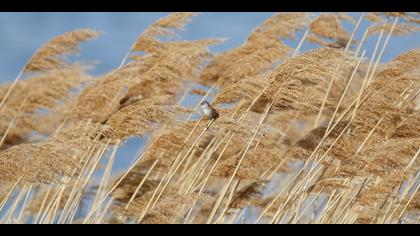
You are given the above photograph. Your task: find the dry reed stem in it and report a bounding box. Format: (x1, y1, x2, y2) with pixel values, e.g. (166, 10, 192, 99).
(33, 185, 52, 224)
(0, 176, 23, 214)
(125, 159, 159, 210)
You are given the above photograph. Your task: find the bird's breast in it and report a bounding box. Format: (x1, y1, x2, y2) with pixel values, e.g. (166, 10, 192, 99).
(203, 108, 212, 116)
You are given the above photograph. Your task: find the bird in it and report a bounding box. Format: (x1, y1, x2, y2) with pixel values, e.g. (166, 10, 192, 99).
(200, 101, 220, 122)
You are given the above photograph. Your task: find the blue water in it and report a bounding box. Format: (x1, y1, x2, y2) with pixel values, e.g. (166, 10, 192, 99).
(0, 12, 418, 82)
(0, 12, 275, 80)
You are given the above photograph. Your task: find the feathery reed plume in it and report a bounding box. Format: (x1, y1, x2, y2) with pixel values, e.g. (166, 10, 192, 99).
(72, 40, 217, 125)
(0, 121, 105, 184)
(213, 148, 286, 180)
(112, 174, 160, 204)
(71, 13, 219, 124)
(69, 60, 149, 123)
(0, 67, 91, 148)
(322, 134, 418, 204)
(214, 46, 290, 88)
(308, 14, 352, 48)
(368, 22, 420, 36)
(365, 13, 384, 23)
(259, 48, 352, 113)
(364, 13, 420, 37)
(333, 138, 419, 183)
(344, 118, 420, 223)
(229, 180, 267, 209)
(198, 12, 307, 85)
(214, 73, 270, 106)
(406, 192, 420, 214)
(330, 49, 420, 161)
(353, 171, 407, 223)
(140, 193, 208, 224)
(122, 42, 216, 102)
(190, 88, 208, 97)
(103, 96, 193, 139)
(112, 188, 158, 221)
(361, 138, 419, 178)
(0, 29, 99, 147)
(25, 29, 100, 72)
(284, 121, 350, 162)
(391, 112, 420, 139)
(131, 13, 198, 54)
(367, 12, 420, 25)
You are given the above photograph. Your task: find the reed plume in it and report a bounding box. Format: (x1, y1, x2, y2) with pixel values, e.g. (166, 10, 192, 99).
(24, 29, 100, 72)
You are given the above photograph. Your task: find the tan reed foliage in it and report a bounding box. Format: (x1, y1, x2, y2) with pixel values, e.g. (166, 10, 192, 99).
(308, 14, 351, 48)
(103, 96, 193, 139)
(368, 22, 420, 36)
(111, 187, 160, 220)
(131, 13, 198, 54)
(0, 67, 92, 148)
(213, 148, 286, 180)
(111, 17, 364, 225)
(112, 174, 161, 204)
(214, 73, 270, 106)
(110, 107, 286, 219)
(391, 112, 420, 139)
(0, 121, 105, 184)
(198, 13, 307, 85)
(367, 12, 420, 25)
(264, 110, 317, 145)
(214, 46, 290, 88)
(364, 12, 420, 37)
(320, 112, 419, 198)
(335, 138, 420, 180)
(140, 193, 208, 224)
(330, 50, 420, 161)
(72, 40, 216, 124)
(122, 42, 215, 101)
(68, 61, 148, 123)
(0, 183, 12, 202)
(70, 13, 219, 124)
(284, 121, 350, 163)
(318, 96, 420, 223)
(357, 172, 406, 206)
(112, 179, 210, 224)
(353, 172, 406, 223)
(229, 180, 267, 209)
(406, 192, 420, 213)
(360, 113, 420, 180)
(258, 47, 351, 113)
(346, 121, 420, 223)
(190, 88, 207, 97)
(115, 110, 283, 182)
(25, 29, 100, 72)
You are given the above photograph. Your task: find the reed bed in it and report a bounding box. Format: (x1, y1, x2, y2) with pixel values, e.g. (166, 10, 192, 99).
(0, 12, 419, 224)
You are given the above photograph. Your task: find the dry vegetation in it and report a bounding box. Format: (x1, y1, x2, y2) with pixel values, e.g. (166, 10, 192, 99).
(0, 12, 419, 224)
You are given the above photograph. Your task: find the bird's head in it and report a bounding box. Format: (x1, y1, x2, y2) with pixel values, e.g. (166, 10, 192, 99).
(200, 101, 211, 108)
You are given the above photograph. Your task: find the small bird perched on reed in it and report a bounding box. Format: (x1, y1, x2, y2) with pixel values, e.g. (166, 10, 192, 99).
(200, 101, 219, 128)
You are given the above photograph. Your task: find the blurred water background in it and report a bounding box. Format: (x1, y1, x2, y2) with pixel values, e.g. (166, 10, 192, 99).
(0, 12, 419, 81)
